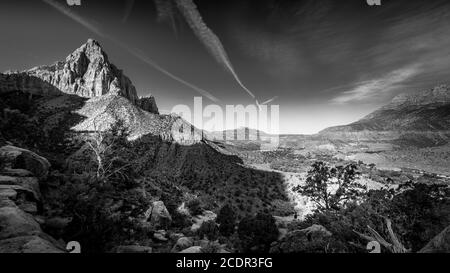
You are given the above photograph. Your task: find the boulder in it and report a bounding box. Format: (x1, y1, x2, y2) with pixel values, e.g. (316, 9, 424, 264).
(0, 176, 41, 201)
(0, 205, 42, 240)
(145, 201, 172, 228)
(0, 146, 50, 179)
(270, 225, 332, 253)
(137, 95, 159, 114)
(153, 230, 168, 242)
(0, 189, 17, 200)
(419, 226, 450, 253)
(0, 235, 64, 253)
(115, 245, 152, 253)
(299, 224, 332, 240)
(179, 246, 202, 254)
(169, 232, 185, 241)
(19, 202, 38, 214)
(191, 210, 217, 232)
(172, 237, 194, 252)
(1, 168, 34, 177)
(45, 217, 73, 230)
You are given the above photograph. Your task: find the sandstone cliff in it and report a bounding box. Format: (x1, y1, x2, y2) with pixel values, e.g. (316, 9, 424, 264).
(2, 39, 160, 112)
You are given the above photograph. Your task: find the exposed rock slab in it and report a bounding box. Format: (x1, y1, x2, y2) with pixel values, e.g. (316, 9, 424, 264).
(0, 205, 42, 240)
(144, 201, 172, 228)
(0, 145, 50, 179)
(419, 225, 450, 253)
(0, 235, 64, 253)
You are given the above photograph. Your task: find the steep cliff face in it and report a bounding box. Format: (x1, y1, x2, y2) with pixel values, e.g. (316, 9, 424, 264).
(137, 95, 159, 114)
(0, 73, 62, 97)
(4, 39, 139, 105)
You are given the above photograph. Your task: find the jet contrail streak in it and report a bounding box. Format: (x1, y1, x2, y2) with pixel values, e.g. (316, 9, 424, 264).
(41, 0, 219, 102)
(174, 0, 256, 100)
(122, 0, 135, 23)
(154, 0, 178, 35)
(261, 96, 279, 105)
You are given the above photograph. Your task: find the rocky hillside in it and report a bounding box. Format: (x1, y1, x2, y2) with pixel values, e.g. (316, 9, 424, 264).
(0, 146, 65, 253)
(320, 85, 450, 143)
(2, 39, 158, 114)
(0, 39, 290, 251)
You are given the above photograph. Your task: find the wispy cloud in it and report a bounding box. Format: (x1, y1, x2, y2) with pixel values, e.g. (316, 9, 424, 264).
(331, 65, 422, 104)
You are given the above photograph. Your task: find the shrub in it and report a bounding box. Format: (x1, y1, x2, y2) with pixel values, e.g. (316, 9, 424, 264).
(292, 182, 450, 253)
(217, 204, 237, 236)
(62, 176, 150, 253)
(186, 198, 203, 216)
(271, 199, 296, 217)
(171, 210, 192, 229)
(200, 241, 222, 253)
(238, 212, 279, 252)
(198, 220, 220, 241)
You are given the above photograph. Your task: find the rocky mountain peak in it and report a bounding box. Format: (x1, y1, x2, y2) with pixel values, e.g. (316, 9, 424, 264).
(3, 39, 149, 109)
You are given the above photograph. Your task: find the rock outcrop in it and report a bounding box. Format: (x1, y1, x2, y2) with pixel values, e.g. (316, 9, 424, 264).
(0, 146, 64, 253)
(115, 245, 152, 253)
(0, 145, 51, 179)
(4, 39, 139, 105)
(172, 237, 194, 252)
(137, 95, 159, 114)
(270, 225, 332, 253)
(419, 225, 450, 253)
(191, 210, 217, 232)
(145, 201, 172, 229)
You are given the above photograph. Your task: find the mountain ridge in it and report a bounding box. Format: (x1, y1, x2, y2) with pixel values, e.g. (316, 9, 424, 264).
(3, 39, 159, 114)
(321, 85, 450, 134)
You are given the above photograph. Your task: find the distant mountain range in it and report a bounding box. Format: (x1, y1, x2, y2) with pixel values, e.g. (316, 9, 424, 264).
(322, 85, 450, 133)
(319, 85, 450, 145)
(206, 127, 274, 141)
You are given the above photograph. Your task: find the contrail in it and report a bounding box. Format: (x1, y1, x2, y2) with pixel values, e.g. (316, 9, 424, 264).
(174, 0, 256, 100)
(261, 96, 279, 105)
(154, 0, 178, 35)
(122, 0, 135, 23)
(41, 0, 219, 102)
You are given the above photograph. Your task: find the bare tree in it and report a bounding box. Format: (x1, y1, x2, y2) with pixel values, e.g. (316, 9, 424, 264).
(354, 217, 410, 253)
(83, 118, 132, 183)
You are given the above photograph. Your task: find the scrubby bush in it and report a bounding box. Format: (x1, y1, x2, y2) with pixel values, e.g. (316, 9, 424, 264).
(186, 198, 204, 216)
(271, 199, 296, 217)
(238, 212, 279, 252)
(61, 174, 150, 253)
(200, 241, 223, 253)
(290, 182, 450, 253)
(171, 210, 192, 229)
(217, 204, 236, 236)
(198, 220, 220, 241)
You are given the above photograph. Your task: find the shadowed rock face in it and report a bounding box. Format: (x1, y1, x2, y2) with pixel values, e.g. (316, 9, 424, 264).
(4, 39, 139, 105)
(137, 95, 159, 114)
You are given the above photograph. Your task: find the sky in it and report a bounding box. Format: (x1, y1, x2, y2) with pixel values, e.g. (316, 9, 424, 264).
(1, 0, 450, 134)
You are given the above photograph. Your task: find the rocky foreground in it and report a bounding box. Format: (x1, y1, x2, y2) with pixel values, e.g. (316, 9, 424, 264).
(0, 145, 64, 253)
